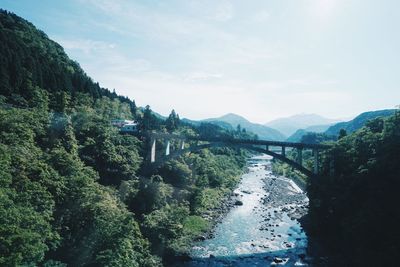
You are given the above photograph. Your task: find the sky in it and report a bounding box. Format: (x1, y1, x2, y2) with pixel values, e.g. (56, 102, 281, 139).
(2, 0, 400, 123)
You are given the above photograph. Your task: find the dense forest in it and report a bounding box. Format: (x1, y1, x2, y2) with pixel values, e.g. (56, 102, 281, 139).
(273, 113, 400, 266)
(307, 113, 400, 266)
(0, 10, 250, 266)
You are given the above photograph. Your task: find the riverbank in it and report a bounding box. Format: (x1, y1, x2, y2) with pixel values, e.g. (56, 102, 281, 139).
(170, 155, 315, 266)
(191, 166, 252, 242)
(165, 168, 249, 264)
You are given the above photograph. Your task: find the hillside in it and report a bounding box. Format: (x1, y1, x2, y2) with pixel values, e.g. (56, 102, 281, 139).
(325, 109, 396, 136)
(0, 10, 248, 266)
(203, 113, 286, 141)
(286, 124, 334, 142)
(265, 113, 338, 136)
(286, 129, 308, 142)
(287, 110, 397, 142)
(181, 118, 234, 131)
(304, 124, 333, 133)
(286, 124, 331, 142)
(308, 112, 400, 266)
(0, 10, 136, 112)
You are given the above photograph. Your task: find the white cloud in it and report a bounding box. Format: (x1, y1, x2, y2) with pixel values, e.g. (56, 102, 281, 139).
(57, 38, 116, 55)
(79, 0, 123, 14)
(184, 72, 223, 82)
(214, 0, 234, 22)
(309, 0, 341, 21)
(60, 0, 386, 123)
(252, 10, 270, 23)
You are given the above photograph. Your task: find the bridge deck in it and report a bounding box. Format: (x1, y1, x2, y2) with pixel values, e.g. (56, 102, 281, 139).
(147, 132, 331, 150)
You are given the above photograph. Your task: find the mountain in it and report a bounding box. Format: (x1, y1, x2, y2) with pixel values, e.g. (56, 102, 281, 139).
(287, 110, 397, 141)
(181, 118, 234, 130)
(286, 123, 334, 142)
(203, 113, 286, 141)
(265, 114, 339, 136)
(325, 109, 397, 136)
(304, 124, 333, 133)
(286, 129, 307, 142)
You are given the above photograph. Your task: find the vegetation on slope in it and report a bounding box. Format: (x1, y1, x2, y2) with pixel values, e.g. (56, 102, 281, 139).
(0, 10, 249, 266)
(325, 109, 396, 136)
(271, 112, 400, 266)
(307, 112, 400, 266)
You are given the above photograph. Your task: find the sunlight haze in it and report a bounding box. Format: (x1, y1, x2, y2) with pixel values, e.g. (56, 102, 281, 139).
(3, 0, 399, 123)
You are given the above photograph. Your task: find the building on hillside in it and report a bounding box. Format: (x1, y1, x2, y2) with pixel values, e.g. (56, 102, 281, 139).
(120, 123, 138, 133)
(111, 119, 135, 128)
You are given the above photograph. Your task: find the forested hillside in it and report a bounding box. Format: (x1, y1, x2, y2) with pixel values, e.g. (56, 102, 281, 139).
(0, 10, 248, 266)
(325, 109, 396, 136)
(307, 112, 400, 266)
(271, 112, 400, 265)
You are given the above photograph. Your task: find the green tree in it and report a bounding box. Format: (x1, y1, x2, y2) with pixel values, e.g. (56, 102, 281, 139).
(338, 128, 347, 139)
(166, 109, 180, 132)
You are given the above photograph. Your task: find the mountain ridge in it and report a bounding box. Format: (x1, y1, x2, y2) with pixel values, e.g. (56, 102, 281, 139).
(265, 113, 340, 136)
(287, 109, 397, 142)
(325, 109, 397, 136)
(183, 113, 286, 141)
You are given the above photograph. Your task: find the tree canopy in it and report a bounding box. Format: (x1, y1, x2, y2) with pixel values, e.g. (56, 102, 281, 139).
(0, 9, 248, 266)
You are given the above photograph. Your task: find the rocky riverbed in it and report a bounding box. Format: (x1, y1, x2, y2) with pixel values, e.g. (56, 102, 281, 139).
(170, 154, 323, 266)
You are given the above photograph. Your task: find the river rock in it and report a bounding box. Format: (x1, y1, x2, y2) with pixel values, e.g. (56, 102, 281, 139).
(195, 235, 206, 241)
(234, 200, 243, 206)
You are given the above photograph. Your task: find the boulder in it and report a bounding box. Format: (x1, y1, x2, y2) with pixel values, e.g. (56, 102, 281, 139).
(273, 257, 284, 263)
(234, 200, 243, 206)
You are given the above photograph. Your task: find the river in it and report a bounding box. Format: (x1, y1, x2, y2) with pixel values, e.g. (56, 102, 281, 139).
(171, 154, 318, 266)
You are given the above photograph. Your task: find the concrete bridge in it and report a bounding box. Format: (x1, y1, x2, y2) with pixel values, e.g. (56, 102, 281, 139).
(145, 132, 332, 177)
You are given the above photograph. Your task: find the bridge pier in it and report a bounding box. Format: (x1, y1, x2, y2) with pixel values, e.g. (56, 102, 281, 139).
(150, 138, 156, 163)
(181, 140, 185, 150)
(165, 140, 170, 156)
(329, 158, 335, 176)
(297, 148, 303, 165)
(313, 149, 319, 174)
(145, 132, 331, 178)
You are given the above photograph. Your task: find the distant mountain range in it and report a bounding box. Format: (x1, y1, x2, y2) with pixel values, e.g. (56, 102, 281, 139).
(182, 113, 286, 141)
(325, 109, 396, 136)
(286, 124, 336, 142)
(287, 109, 397, 142)
(265, 114, 340, 137)
(182, 109, 397, 143)
(181, 117, 234, 130)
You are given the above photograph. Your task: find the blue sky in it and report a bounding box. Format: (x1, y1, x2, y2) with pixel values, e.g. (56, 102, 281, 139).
(2, 0, 400, 123)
